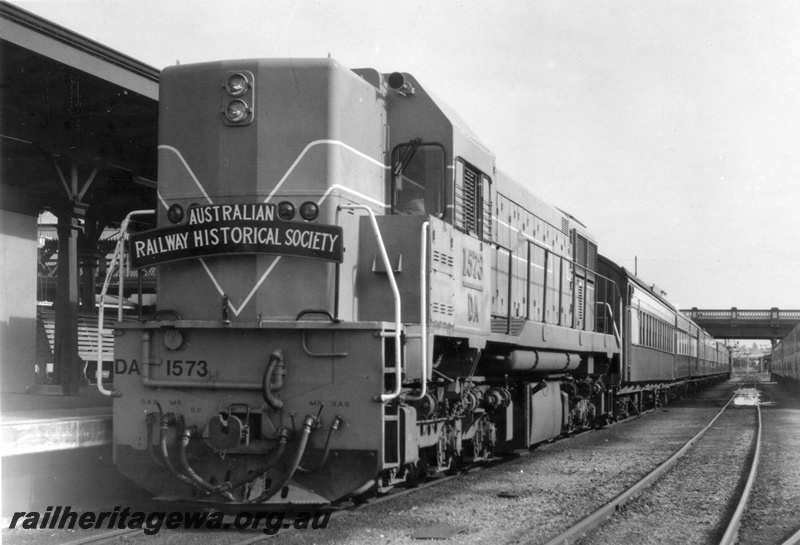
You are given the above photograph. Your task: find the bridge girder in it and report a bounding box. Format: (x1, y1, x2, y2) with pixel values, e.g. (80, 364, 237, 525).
(681, 308, 800, 341)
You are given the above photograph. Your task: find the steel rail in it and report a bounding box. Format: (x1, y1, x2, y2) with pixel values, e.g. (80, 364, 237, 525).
(58, 528, 143, 545)
(227, 462, 490, 545)
(542, 382, 748, 545)
(781, 527, 800, 545)
(719, 375, 763, 545)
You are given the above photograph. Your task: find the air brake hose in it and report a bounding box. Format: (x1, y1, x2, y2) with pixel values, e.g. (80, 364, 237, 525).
(178, 427, 236, 501)
(145, 413, 165, 468)
(262, 350, 285, 410)
(159, 416, 208, 494)
(248, 415, 315, 503)
(296, 416, 343, 474)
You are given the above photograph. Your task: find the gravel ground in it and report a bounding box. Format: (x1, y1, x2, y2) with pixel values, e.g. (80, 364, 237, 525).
(737, 379, 800, 544)
(3, 379, 755, 545)
(203, 380, 737, 545)
(575, 404, 757, 544)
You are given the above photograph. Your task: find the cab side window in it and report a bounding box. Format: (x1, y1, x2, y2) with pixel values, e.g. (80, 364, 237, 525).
(391, 141, 444, 216)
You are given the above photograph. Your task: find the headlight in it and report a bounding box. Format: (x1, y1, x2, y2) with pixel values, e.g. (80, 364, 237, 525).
(221, 70, 254, 126)
(225, 73, 249, 96)
(299, 201, 319, 221)
(278, 201, 296, 220)
(225, 99, 249, 123)
(167, 204, 184, 224)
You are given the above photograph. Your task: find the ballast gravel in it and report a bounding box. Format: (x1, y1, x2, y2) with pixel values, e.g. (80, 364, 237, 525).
(253, 380, 743, 545)
(737, 380, 800, 544)
(575, 405, 757, 544)
(7, 377, 797, 545)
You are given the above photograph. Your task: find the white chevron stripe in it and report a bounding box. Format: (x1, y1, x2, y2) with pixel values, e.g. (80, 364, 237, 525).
(163, 140, 384, 315)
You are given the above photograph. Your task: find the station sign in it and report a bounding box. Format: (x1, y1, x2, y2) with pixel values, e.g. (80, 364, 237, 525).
(129, 203, 343, 269)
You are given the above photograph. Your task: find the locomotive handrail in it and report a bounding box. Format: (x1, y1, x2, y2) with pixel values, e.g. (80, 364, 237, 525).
(295, 309, 340, 322)
(96, 209, 155, 397)
(405, 221, 429, 402)
(601, 302, 622, 348)
(337, 204, 403, 403)
(301, 330, 348, 358)
(296, 309, 348, 357)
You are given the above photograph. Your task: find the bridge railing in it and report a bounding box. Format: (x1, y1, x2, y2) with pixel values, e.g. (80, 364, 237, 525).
(681, 307, 800, 321)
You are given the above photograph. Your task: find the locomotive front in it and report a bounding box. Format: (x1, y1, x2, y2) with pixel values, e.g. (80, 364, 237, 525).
(114, 59, 398, 505)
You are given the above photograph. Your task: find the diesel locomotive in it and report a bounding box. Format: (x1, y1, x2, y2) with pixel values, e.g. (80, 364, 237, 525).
(108, 58, 728, 506)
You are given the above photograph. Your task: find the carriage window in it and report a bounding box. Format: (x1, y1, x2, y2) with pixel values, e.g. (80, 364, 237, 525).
(391, 142, 444, 216)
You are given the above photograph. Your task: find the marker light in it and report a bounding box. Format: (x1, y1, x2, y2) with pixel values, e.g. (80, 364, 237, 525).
(163, 329, 185, 350)
(299, 201, 319, 221)
(225, 99, 249, 123)
(167, 204, 184, 224)
(225, 73, 249, 97)
(278, 201, 296, 220)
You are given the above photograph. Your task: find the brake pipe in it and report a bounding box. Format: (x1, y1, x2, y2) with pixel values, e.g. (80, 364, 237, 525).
(139, 330, 261, 390)
(248, 415, 315, 503)
(337, 204, 402, 402)
(297, 416, 343, 474)
(159, 416, 209, 495)
(261, 349, 285, 410)
(178, 427, 236, 501)
(145, 413, 165, 468)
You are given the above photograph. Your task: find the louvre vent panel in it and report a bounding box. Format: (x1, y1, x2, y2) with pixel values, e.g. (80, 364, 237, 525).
(482, 198, 493, 240)
(587, 241, 597, 272)
(462, 168, 477, 233)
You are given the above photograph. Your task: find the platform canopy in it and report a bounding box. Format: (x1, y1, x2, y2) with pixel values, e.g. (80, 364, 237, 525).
(1, 2, 159, 219)
(1, 3, 161, 395)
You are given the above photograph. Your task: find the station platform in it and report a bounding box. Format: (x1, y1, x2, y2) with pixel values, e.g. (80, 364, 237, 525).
(0, 387, 158, 517)
(1, 386, 112, 457)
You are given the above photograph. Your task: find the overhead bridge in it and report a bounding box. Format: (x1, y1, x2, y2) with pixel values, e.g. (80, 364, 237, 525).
(681, 308, 800, 341)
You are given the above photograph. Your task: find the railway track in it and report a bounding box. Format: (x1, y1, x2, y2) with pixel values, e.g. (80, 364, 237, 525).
(36, 378, 799, 545)
(59, 528, 143, 545)
(48, 461, 482, 545)
(543, 376, 773, 545)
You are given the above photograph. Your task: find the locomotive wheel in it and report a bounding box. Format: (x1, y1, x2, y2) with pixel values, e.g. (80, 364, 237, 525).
(404, 463, 423, 489)
(445, 454, 464, 476)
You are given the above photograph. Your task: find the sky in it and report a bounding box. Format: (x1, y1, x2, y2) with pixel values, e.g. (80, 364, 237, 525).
(10, 0, 800, 310)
